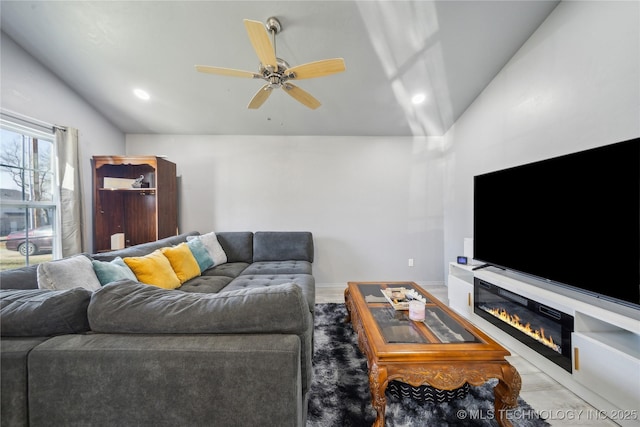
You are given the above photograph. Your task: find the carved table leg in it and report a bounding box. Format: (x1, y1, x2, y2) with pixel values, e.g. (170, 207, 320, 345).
(369, 363, 388, 427)
(344, 287, 352, 322)
(494, 364, 522, 427)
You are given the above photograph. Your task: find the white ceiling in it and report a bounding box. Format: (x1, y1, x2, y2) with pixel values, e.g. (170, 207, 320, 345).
(0, 1, 559, 136)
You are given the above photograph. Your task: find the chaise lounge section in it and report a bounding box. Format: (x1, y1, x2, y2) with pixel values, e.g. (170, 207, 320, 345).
(0, 231, 315, 427)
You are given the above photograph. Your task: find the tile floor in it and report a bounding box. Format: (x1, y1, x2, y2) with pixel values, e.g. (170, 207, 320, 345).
(315, 283, 620, 427)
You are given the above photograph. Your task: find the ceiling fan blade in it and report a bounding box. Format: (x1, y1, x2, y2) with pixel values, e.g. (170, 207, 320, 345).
(285, 58, 346, 80)
(243, 19, 277, 69)
(282, 83, 321, 110)
(195, 65, 261, 78)
(248, 84, 273, 109)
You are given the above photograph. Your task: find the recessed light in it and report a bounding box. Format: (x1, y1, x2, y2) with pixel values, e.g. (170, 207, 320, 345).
(411, 93, 426, 105)
(133, 88, 150, 101)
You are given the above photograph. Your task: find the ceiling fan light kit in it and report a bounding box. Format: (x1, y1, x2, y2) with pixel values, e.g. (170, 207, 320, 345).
(195, 17, 345, 110)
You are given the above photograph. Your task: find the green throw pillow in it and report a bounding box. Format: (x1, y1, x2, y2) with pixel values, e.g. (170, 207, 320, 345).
(186, 238, 214, 272)
(92, 257, 138, 286)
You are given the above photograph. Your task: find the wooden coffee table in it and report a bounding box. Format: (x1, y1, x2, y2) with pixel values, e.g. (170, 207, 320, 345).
(344, 281, 521, 427)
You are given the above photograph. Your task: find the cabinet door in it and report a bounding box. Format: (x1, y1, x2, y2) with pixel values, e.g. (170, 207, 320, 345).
(94, 191, 125, 252)
(123, 192, 157, 246)
(572, 332, 640, 414)
(448, 275, 474, 318)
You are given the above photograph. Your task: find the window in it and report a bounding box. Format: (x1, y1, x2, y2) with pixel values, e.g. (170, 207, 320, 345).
(0, 117, 59, 270)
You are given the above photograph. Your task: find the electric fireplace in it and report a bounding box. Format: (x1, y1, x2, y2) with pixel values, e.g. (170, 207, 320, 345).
(474, 278, 574, 372)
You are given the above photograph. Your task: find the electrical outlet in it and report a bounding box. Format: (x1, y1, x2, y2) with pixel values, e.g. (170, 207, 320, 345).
(408, 258, 414, 267)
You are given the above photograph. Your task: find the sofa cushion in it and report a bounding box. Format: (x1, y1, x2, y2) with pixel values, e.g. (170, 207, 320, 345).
(224, 274, 315, 312)
(161, 243, 201, 283)
(92, 257, 137, 285)
(37, 254, 102, 291)
(215, 232, 253, 263)
(186, 238, 214, 272)
(27, 334, 303, 427)
(253, 232, 314, 262)
(201, 261, 250, 279)
(0, 265, 38, 290)
(178, 275, 233, 293)
(0, 288, 92, 336)
(88, 280, 310, 336)
(187, 232, 227, 266)
(241, 260, 312, 276)
(123, 250, 181, 290)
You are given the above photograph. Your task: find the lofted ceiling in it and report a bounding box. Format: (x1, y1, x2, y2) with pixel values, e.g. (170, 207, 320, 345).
(0, 1, 559, 136)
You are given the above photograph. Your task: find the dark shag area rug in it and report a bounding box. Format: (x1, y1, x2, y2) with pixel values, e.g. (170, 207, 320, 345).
(307, 303, 550, 427)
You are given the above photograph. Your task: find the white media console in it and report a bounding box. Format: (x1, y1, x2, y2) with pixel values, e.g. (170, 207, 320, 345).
(448, 262, 640, 427)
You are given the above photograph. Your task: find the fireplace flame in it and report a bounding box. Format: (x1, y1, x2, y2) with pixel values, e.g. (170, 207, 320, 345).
(481, 306, 561, 353)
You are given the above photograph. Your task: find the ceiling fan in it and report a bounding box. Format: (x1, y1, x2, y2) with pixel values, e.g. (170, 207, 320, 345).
(195, 17, 346, 110)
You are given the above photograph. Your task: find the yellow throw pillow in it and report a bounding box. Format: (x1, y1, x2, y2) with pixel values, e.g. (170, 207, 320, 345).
(123, 250, 181, 290)
(161, 243, 201, 284)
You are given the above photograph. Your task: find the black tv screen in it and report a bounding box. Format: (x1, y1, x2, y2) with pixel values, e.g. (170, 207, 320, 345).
(474, 138, 640, 308)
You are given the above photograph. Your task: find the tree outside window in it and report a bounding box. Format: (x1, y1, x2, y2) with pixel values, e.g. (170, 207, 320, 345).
(0, 122, 58, 270)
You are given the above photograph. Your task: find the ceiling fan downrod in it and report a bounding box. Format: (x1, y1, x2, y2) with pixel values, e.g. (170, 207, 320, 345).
(265, 17, 281, 56)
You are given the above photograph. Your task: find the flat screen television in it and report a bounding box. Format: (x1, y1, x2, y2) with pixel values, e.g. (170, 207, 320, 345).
(474, 138, 640, 309)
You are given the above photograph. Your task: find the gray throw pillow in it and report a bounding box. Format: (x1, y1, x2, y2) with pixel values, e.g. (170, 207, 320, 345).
(0, 288, 92, 336)
(37, 255, 102, 291)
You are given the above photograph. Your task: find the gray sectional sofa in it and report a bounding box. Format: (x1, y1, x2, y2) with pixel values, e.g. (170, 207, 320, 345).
(0, 231, 315, 427)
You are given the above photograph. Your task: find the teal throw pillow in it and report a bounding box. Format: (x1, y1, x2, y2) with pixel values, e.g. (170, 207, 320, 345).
(186, 238, 215, 272)
(92, 257, 138, 286)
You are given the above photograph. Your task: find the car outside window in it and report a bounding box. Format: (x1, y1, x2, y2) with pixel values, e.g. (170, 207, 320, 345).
(0, 117, 58, 270)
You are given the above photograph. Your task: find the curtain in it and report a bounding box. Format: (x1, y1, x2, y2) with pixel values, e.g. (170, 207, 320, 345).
(55, 127, 83, 256)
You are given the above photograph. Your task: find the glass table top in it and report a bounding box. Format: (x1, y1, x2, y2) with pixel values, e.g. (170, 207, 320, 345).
(356, 283, 480, 344)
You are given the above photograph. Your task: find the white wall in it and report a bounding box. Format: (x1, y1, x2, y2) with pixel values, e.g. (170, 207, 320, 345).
(442, 0, 640, 276)
(5, 0, 636, 289)
(126, 135, 445, 286)
(0, 32, 126, 251)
